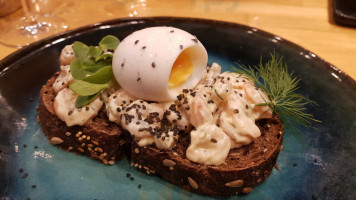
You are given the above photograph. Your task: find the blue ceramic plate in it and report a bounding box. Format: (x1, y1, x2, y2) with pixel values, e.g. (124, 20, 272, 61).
(0, 17, 355, 200)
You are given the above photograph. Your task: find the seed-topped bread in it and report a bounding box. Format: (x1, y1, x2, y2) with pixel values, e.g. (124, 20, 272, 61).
(129, 117, 283, 196)
(37, 72, 128, 164)
(36, 29, 316, 197)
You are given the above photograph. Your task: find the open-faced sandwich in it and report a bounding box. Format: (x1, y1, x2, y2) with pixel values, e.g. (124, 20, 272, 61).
(37, 26, 317, 196)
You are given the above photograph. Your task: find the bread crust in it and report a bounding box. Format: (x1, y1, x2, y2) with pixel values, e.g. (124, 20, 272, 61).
(38, 72, 284, 196)
(37, 73, 127, 164)
(130, 118, 283, 196)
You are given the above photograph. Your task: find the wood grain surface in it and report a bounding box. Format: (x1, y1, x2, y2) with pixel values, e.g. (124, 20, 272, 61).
(0, 0, 355, 80)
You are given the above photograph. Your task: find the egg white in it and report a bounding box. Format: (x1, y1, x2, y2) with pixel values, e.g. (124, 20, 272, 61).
(112, 26, 208, 101)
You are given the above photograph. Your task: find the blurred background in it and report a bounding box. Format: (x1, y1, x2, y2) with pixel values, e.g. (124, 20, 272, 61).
(0, 0, 355, 79)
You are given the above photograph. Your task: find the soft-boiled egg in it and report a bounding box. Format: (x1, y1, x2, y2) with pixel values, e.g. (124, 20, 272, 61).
(112, 26, 208, 101)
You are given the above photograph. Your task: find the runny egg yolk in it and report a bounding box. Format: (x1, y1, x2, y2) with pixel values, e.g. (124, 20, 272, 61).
(168, 50, 194, 88)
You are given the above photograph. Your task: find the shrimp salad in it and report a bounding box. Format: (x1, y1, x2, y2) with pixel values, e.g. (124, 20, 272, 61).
(54, 45, 272, 166)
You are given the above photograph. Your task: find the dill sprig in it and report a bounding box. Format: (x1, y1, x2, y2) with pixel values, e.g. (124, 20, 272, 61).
(233, 52, 320, 143)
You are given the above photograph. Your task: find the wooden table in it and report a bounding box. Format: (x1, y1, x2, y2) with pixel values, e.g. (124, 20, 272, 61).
(1, 0, 355, 80)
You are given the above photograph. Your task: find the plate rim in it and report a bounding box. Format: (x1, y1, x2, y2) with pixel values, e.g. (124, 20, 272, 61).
(0, 16, 355, 86)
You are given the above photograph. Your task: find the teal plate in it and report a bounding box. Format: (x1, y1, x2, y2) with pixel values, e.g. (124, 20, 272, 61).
(1, 17, 356, 200)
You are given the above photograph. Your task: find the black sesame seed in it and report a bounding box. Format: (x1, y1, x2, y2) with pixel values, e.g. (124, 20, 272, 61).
(227, 77, 230, 81)
(122, 100, 126, 104)
(185, 106, 190, 110)
(192, 38, 198, 43)
(126, 173, 131, 177)
(130, 177, 134, 181)
(170, 30, 174, 33)
(177, 94, 183, 101)
(135, 40, 139, 45)
(239, 93, 243, 97)
(169, 104, 176, 111)
(68, 111, 73, 115)
(34, 145, 38, 149)
(142, 46, 146, 50)
(113, 96, 117, 99)
(183, 89, 189, 93)
(62, 82, 65, 85)
(210, 138, 217, 143)
(245, 105, 249, 109)
(19, 168, 24, 173)
(151, 62, 156, 68)
(86, 107, 89, 111)
(293, 163, 297, 167)
(179, 45, 183, 49)
(121, 62, 125, 67)
(124, 114, 135, 125)
(116, 107, 121, 112)
(126, 107, 133, 112)
(136, 121, 140, 125)
(22, 173, 28, 178)
(23, 144, 27, 148)
(234, 109, 239, 113)
(137, 77, 141, 82)
(314, 158, 318, 163)
(32, 185, 36, 189)
(138, 184, 142, 189)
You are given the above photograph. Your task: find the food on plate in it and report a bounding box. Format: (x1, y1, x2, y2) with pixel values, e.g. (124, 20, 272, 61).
(37, 26, 317, 196)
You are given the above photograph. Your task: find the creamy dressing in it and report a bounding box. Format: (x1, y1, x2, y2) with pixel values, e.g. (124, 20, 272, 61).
(105, 63, 272, 165)
(53, 65, 74, 93)
(186, 124, 231, 165)
(59, 45, 76, 65)
(54, 48, 272, 165)
(54, 88, 103, 127)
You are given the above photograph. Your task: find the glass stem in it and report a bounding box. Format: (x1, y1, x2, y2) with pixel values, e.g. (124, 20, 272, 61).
(21, 0, 37, 23)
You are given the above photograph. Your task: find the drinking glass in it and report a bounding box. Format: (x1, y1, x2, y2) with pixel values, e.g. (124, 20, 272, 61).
(109, 0, 149, 17)
(0, 0, 68, 48)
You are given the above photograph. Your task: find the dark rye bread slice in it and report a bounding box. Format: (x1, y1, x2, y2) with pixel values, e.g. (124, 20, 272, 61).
(37, 72, 128, 164)
(130, 117, 283, 196)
